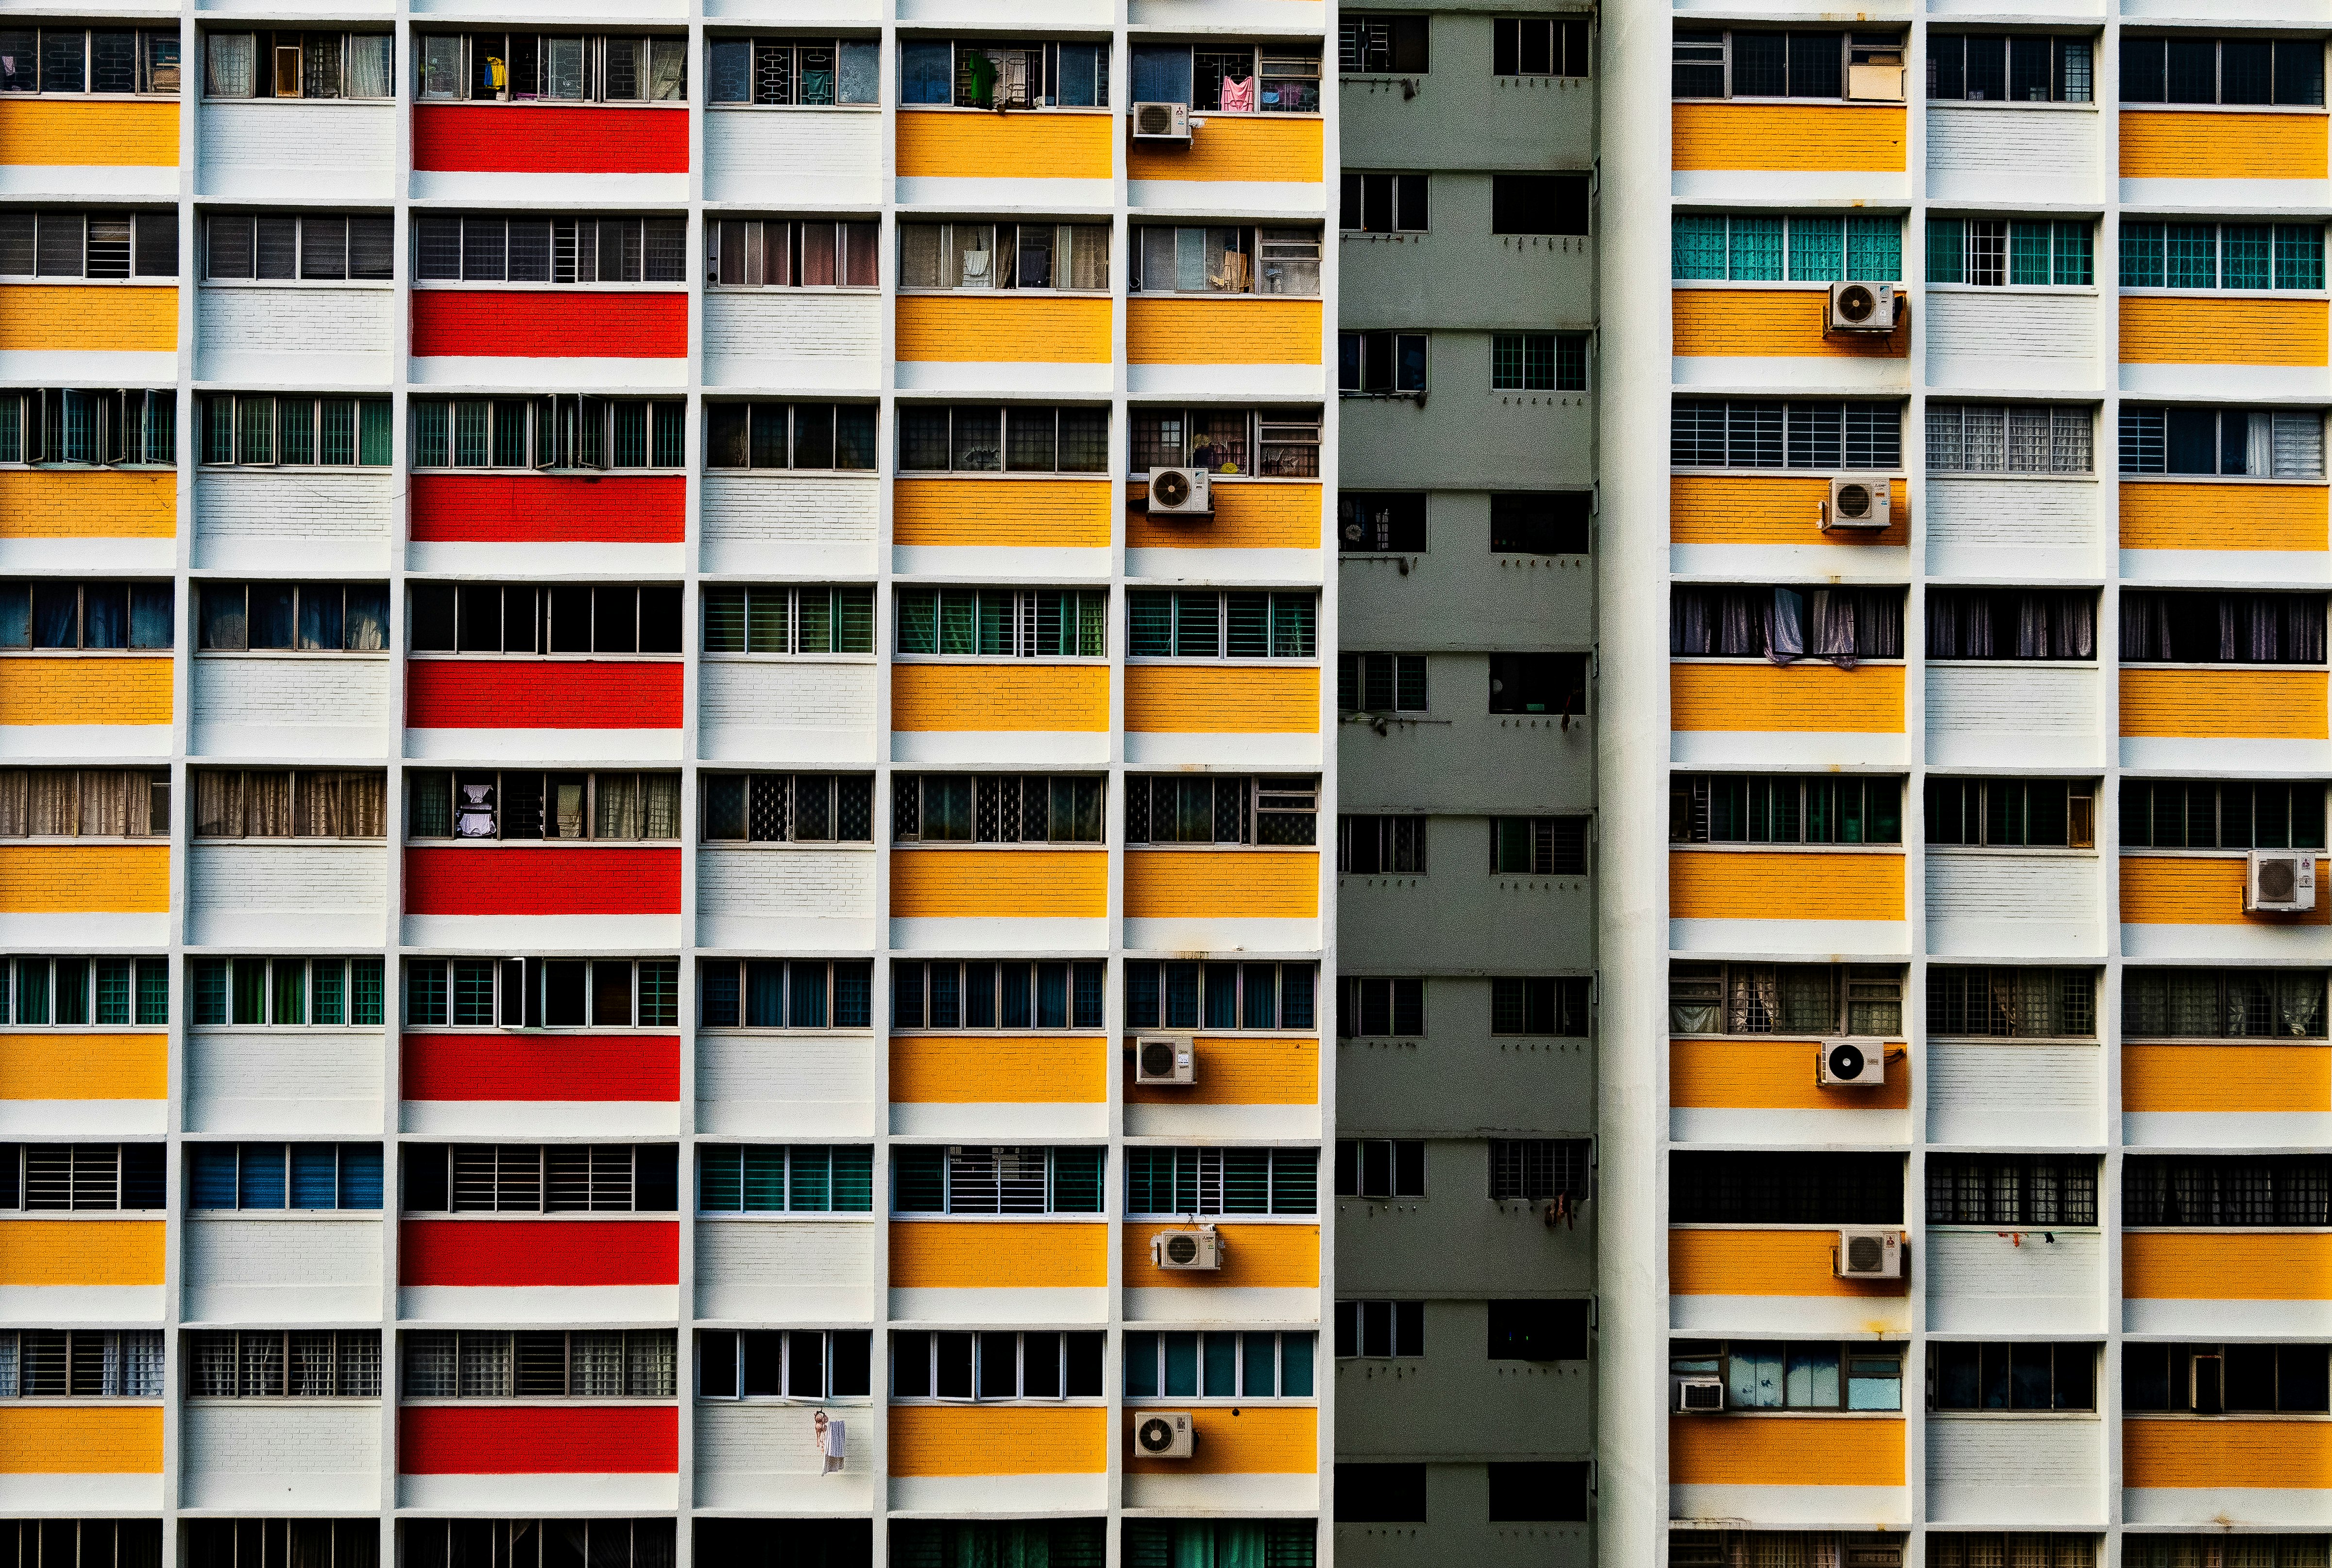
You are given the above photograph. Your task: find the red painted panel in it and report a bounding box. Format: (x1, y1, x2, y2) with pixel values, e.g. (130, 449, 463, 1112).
(405, 845, 682, 916)
(405, 661, 682, 730)
(400, 1405, 678, 1475)
(409, 474, 684, 544)
(411, 292, 687, 360)
(400, 1219, 679, 1287)
(402, 1034, 681, 1103)
(412, 104, 689, 174)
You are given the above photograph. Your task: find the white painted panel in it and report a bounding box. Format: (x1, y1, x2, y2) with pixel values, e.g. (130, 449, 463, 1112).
(187, 843, 387, 947)
(703, 293, 882, 389)
(194, 471, 394, 573)
(1923, 476, 2100, 580)
(699, 474, 880, 575)
(1925, 1416, 2106, 1525)
(1926, 104, 2101, 204)
(1924, 1229, 2105, 1335)
(696, 847, 877, 947)
(185, 1030, 385, 1134)
(1928, 1042, 2103, 1147)
(1924, 663, 2101, 770)
(1925, 291, 2101, 391)
(694, 1219, 876, 1321)
(180, 1403, 383, 1510)
(196, 287, 394, 384)
(190, 656, 392, 758)
(705, 111, 882, 205)
(1926, 850, 2102, 957)
(197, 102, 396, 198)
(182, 1216, 383, 1323)
(694, 1034, 878, 1138)
(698, 661, 878, 765)
(694, 1402, 879, 1511)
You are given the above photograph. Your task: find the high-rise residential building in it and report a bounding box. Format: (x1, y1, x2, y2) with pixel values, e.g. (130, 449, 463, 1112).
(0, 11, 1335, 1564)
(1330, 3, 1599, 1564)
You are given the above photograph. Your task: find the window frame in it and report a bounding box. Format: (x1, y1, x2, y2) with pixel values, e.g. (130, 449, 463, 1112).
(186, 1141, 384, 1212)
(705, 36, 880, 108)
(698, 1328, 874, 1401)
(1122, 960, 1316, 1032)
(2119, 35, 2326, 109)
(899, 39, 1115, 112)
(402, 957, 684, 1031)
(1125, 590, 1317, 662)
(698, 775, 877, 846)
(1492, 17, 1589, 80)
(1123, 774, 1318, 849)
(694, 1144, 875, 1211)
(1669, 1338, 1907, 1412)
(184, 1330, 382, 1399)
(888, 959, 1107, 1033)
(1926, 32, 2095, 105)
(697, 960, 876, 1029)
(2117, 406, 2327, 480)
(0, 1329, 167, 1399)
(400, 1328, 679, 1399)
(893, 587, 1109, 661)
(399, 1142, 682, 1214)
(1668, 961, 1907, 1038)
(1926, 1341, 2100, 1413)
(1491, 331, 1588, 393)
(0, 27, 182, 96)
(189, 768, 386, 842)
(1127, 406, 1322, 479)
(1334, 1138, 1424, 1199)
(198, 211, 394, 285)
(412, 33, 688, 105)
(2117, 219, 2327, 295)
(408, 396, 689, 473)
(704, 403, 879, 472)
(1338, 330, 1428, 397)
(1334, 1300, 1424, 1359)
(188, 956, 384, 1029)
(406, 582, 686, 657)
(199, 29, 394, 100)
(1131, 223, 1319, 297)
(1339, 172, 1428, 236)
(410, 214, 689, 288)
(892, 774, 1106, 846)
(1671, 29, 1908, 103)
(404, 769, 681, 844)
(198, 398, 394, 470)
(1122, 1328, 1318, 1402)
(0, 956, 169, 1028)
(0, 770, 169, 840)
(888, 1144, 1106, 1217)
(0, 209, 179, 282)
(1925, 402, 2095, 476)
(889, 1329, 1106, 1403)
(0, 390, 177, 469)
(900, 220, 1114, 294)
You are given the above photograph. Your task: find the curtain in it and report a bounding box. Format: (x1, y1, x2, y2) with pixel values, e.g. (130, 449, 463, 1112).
(571, 1333, 626, 1396)
(628, 1329, 675, 1395)
(596, 774, 640, 839)
(643, 775, 680, 839)
(79, 771, 130, 837)
(28, 770, 74, 836)
(289, 1332, 335, 1397)
(1806, 590, 1853, 668)
(346, 33, 392, 98)
(206, 32, 255, 96)
(195, 771, 244, 838)
(2292, 598, 2328, 663)
(1768, 589, 1803, 665)
(2055, 593, 2095, 658)
(246, 771, 293, 837)
(2121, 595, 2170, 661)
(1727, 966, 1780, 1033)
(300, 772, 384, 838)
(0, 772, 27, 837)
(2247, 411, 2275, 478)
(2015, 595, 2050, 659)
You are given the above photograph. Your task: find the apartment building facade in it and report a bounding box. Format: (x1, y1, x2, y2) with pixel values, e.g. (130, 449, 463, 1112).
(0, 5, 1336, 1564)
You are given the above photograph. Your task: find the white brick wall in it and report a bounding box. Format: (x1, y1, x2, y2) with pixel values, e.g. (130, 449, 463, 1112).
(698, 662, 879, 765)
(1926, 293, 2097, 389)
(704, 294, 881, 385)
(194, 471, 396, 573)
(199, 102, 397, 197)
(181, 1403, 383, 1510)
(700, 475, 879, 575)
(695, 1034, 877, 1136)
(697, 847, 876, 917)
(694, 1219, 875, 1320)
(186, 1030, 385, 1134)
(190, 656, 392, 758)
(187, 843, 387, 946)
(197, 286, 395, 383)
(705, 112, 881, 205)
(1929, 1042, 2104, 1148)
(1926, 105, 2097, 203)
(1925, 478, 2098, 555)
(1925, 1414, 2105, 1525)
(183, 1216, 384, 1323)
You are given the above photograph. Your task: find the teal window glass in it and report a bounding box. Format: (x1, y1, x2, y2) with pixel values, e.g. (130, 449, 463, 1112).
(1787, 217, 1843, 282)
(2277, 225, 2325, 290)
(1845, 216, 1900, 282)
(2009, 222, 2053, 287)
(2165, 224, 2216, 289)
(1729, 216, 1782, 280)
(2053, 222, 2093, 286)
(1672, 215, 1726, 280)
(2224, 224, 2273, 290)
(2120, 222, 2164, 288)
(1927, 219, 1965, 285)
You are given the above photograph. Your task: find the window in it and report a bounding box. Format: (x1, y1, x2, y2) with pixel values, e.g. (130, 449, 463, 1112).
(1339, 331, 1427, 395)
(1929, 1342, 2096, 1412)
(1338, 977, 1424, 1037)
(893, 1525, 1103, 1568)
(1927, 967, 2096, 1038)
(204, 31, 392, 98)
(2122, 781, 2328, 851)
(2123, 36, 2323, 106)
(1124, 961, 1315, 1031)
(198, 581, 388, 650)
(1492, 817, 1589, 875)
(200, 398, 393, 470)
(415, 34, 685, 102)
(1125, 1331, 1314, 1399)
(891, 1146, 1103, 1214)
(1668, 963, 1905, 1036)
(899, 40, 1111, 110)
(402, 1144, 680, 1213)
(1131, 45, 1318, 113)
(2126, 968, 2326, 1039)
(1128, 591, 1316, 659)
(186, 1524, 369, 1568)
(1929, 33, 2092, 102)
(705, 404, 878, 471)
(0, 1331, 163, 1397)
(1125, 775, 1316, 848)
(1135, 226, 1319, 297)
(702, 1330, 873, 1399)
(1928, 1154, 2099, 1225)
(403, 1332, 676, 1398)
(1493, 977, 1592, 1036)
(1339, 17, 1428, 74)
(404, 959, 682, 1030)
(1336, 1139, 1424, 1199)
(708, 37, 878, 104)
(1927, 589, 2098, 662)
(0, 771, 166, 837)
(1930, 218, 2094, 287)
(1339, 653, 1425, 714)
(899, 405, 1109, 475)
(1123, 1147, 1317, 1216)
(407, 770, 676, 843)
(1487, 1464, 1591, 1524)
(895, 588, 1106, 658)
(0, 1144, 166, 1210)
(0, 210, 176, 280)
(700, 775, 875, 843)
(890, 960, 1105, 1031)
(1340, 815, 1426, 875)
(1489, 652, 1590, 718)
(188, 1143, 383, 1210)
(696, 1146, 872, 1211)
(1669, 1340, 1904, 1410)
(1669, 585, 1906, 664)
(1130, 407, 1320, 478)
(1669, 775, 1903, 845)
(0, 391, 175, 467)
(187, 1332, 381, 1398)
(1492, 332, 1587, 392)
(2121, 221, 2325, 292)
(1334, 1295, 1418, 1360)
(905, 222, 1111, 292)
(1340, 173, 1427, 235)
(707, 219, 878, 288)
(192, 770, 385, 839)
(1123, 1524, 1312, 1568)
(699, 960, 874, 1028)
(0, 582, 168, 653)
(1671, 212, 1899, 283)
(895, 775, 1102, 844)
(414, 215, 685, 286)
(1672, 30, 1905, 101)
(1926, 404, 2093, 474)
(1925, 1540, 2095, 1568)
(1334, 1465, 1426, 1524)
(404, 1523, 673, 1568)
(1492, 492, 1591, 555)
(202, 213, 391, 283)
(1494, 18, 1589, 78)
(409, 584, 684, 654)
(189, 957, 383, 1028)
(1491, 175, 1590, 238)
(2126, 1156, 2332, 1226)
(2120, 406, 2325, 478)
(1338, 492, 1426, 552)
(1490, 1140, 1591, 1202)
(2124, 1344, 2330, 1415)
(1671, 399, 1904, 470)
(0, 956, 167, 1027)
(2120, 591, 2327, 665)
(1671, 1152, 1902, 1223)
(1488, 1299, 1590, 1361)
(409, 397, 687, 470)
(0, 28, 178, 93)
(893, 1330, 1103, 1400)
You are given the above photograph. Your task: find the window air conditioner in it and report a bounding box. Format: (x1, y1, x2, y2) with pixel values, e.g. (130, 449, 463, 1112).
(1843, 1542, 1906, 1568)
(2247, 848, 2317, 913)
(1816, 1037, 1886, 1088)
(1847, 65, 1906, 101)
(1826, 281, 1899, 335)
(1823, 473, 1893, 531)
(1674, 1377, 1725, 1414)
(1134, 1033, 1197, 1085)
(1133, 1411, 1195, 1458)
(1835, 1228, 1903, 1280)
(1150, 1225, 1225, 1271)
(1131, 101, 1192, 142)
(1148, 466, 1211, 516)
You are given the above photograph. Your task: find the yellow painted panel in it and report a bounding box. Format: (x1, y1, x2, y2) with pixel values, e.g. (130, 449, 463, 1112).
(891, 1405, 1107, 1476)
(1672, 103, 1906, 173)
(1669, 1228, 1909, 1299)
(895, 295, 1112, 364)
(2121, 857, 2332, 927)
(1128, 481, 1321, 550)
(0, 472, 176, 541)
(1670, 662, 1905, 734)
(890, 848, 1107, 918)
(0, 1407, 161, 1474)
(2124, 1043, 2332, 1114)
(2121, 111, 2329, 181)
(2122, 297, 2329, 368)
(891, 665, 1109, 733)
(2121, 482, 2328, 554)
(1123, 849, 1318, 919)
(1125, 1035, 1318, 1107)
(889, 1221, 1107, 1289)
(1673, 289, 1908, 359)
(0, 658, 173, 727)
(1124, 666, 1319, 734)
(2126, 1420, 2332, 1489)
(0, 100, 178, 167)
(0, 1219, 164, 1285)
(1669, 1415, 1905, 1488)
(0, 286, 176, 354)
(0, 1034, 166, 1101)
(1670, 850, 1902, 924)
(2120, 669, 2328, 740)
(895, 111, 1112, 181)
(1123, 1222, 1317, 1289)
(893, 479, 1113, 549)
(1129, 116, 1323, 184)
(0, 847, 169, 915)
(1126, 298, 1322, 366)
(1670, 1037, 1911, 1111)
(2124, 1232, 2332, 1300)
(1124, 1406, 1316, 1475)
(1670, 474, 1906, 547)
(890, 1036, 1106, 1105)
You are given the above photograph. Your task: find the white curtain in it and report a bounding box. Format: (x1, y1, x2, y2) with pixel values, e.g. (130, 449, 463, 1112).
(1767, 589, 1804, 665)
(206, 33, 255, 96)
(346, 34, 392, 99)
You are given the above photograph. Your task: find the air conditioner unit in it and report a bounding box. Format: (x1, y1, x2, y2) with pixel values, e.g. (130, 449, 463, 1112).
(1822, 473, 1893, 531)
(1826, 280, 1899, 335)
(1151, 1226, 1225, 1271)
(1131, 101, 1192, 142)
(1817, 1037, 1886, 1088)
(1148, 466, 1211, 516)
(1133, 1411, 1195, 1458)
(1674, 1377, 1725, 1414)
(1836, 1228, 1903, 1280)
(1847, 64, 1906, 101)
(2247, 848, 2317, 913)
(1134, 1033, 1196, 1086)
